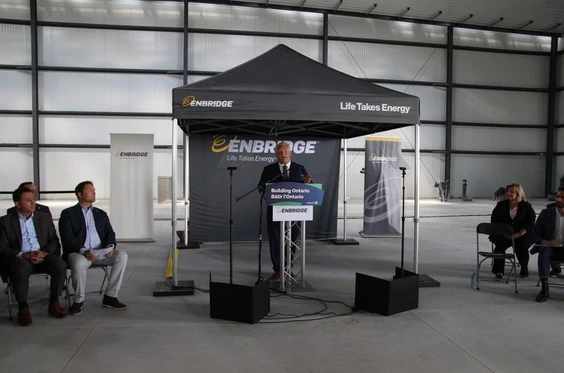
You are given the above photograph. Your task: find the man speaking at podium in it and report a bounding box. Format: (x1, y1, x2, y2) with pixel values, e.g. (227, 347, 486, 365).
(258, 142, 312, 280)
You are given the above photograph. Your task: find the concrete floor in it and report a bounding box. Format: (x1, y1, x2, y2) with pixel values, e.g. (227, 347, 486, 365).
(1, 198, 563, 373)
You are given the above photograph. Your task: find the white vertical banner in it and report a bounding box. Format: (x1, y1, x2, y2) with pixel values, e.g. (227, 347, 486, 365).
(110, 134, 154, 241)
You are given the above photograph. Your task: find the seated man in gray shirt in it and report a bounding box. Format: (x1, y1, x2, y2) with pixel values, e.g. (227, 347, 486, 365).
(59, 181, 128, 315)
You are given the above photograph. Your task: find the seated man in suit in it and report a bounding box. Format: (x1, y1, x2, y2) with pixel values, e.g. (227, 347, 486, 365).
(537, 201, 564, 277)
(257, 142, 312, 280)
(59, 181, 128, 315)
(0, 187, 67, 326)
(532, 186, 564, 302)
(7, 182, 51, 216)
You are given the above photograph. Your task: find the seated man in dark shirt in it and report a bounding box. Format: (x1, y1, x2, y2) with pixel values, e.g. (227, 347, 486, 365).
(532, 186, 564, 302)
(0, 187, 67, 326)
(6, 182, 51, 216)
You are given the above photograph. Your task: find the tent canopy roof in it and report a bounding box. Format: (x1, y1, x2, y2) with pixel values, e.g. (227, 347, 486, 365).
(172, 44, 420, 139)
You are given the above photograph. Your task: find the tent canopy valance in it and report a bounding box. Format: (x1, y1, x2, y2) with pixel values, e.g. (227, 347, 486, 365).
(172, 44, 420, 138)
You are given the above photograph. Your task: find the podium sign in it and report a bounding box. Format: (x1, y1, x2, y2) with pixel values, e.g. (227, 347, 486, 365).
(266, 182, 323, 222)
(265, 182, 324, 206)
(273, 205, 313, 222)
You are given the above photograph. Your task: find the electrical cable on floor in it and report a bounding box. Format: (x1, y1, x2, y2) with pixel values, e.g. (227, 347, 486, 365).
(166, 278, 210, 293)
(260, 289, 357, 323)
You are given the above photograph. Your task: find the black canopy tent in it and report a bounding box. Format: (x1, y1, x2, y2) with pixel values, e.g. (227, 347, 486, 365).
(173, 44, 419, 137)
(167, 45, 423, 286)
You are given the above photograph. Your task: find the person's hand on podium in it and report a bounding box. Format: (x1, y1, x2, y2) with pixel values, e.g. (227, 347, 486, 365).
(301, 172, 312, 184)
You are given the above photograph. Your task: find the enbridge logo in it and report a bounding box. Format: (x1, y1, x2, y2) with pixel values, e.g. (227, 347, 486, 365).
(276, 207, 308, 213)
(211, 134, 236, 153)
(368, 154, 397, 163)
(210, 135, 317, 154)
(182, 95, 233, 108)
(115, 150, 149, 158)
(182, 96, 196, 106)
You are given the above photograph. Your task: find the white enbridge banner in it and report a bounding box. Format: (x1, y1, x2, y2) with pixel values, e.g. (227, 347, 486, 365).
(361, 136, 402, 237)
(110, 134, 154, 241)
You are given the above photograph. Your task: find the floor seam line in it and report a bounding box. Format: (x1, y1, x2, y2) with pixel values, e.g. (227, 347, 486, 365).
(411, 311, 496, 373)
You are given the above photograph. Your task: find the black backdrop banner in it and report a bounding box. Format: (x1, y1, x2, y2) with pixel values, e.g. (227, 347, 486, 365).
(361, 136, 402, 237)
(189, 134, 340, 242)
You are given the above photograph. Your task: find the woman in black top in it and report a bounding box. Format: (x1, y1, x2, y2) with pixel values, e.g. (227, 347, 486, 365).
(490, 183, 536, 278)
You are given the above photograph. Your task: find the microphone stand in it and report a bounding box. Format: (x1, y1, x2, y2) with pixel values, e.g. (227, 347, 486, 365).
(235, 173, 282, 202)
(209, 166, 271, 324)
(236, 173, 283, 285)
(228, 167, 237, 284)
(256, 192, 264, 285)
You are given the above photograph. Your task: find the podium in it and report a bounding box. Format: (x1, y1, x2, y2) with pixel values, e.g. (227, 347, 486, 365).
(266, 182, 324, 292)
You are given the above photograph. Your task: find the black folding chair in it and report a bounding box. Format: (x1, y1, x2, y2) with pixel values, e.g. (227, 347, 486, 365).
(64, 265, 109, 309)
(475, 222, 518, 293)
(3, 271, 50, 321)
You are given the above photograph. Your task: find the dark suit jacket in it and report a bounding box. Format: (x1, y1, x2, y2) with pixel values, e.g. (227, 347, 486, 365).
(0, 212, 61, 282)
(7, 203, 51, 216)
(58, 203, 116, 262)
(258, 162, 309, 192)
(490, 199, 536, 246)
(532, 206, 559, 245)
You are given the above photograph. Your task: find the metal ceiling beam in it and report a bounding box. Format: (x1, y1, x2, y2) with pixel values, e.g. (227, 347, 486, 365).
(27, 0, 559, 37)
(165, 1, 564, 36)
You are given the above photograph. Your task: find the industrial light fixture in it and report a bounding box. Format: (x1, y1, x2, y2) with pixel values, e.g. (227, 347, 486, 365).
(488, 17, 504, 27)
(397, 7, 410, 19)
(545, 22, 562, 31)
(458, 14, 474, 24)
(429, 10, 442, 21)
(334, 0, 342, 12)
(516, 20, 533, 30)
(366, 3, 377, 15)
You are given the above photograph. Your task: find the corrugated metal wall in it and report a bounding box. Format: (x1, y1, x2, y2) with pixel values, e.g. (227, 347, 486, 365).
(0, 1, 560, 201)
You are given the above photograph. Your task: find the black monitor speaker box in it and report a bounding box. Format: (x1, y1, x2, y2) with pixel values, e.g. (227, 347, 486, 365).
(354, 267, 419, 316)
(209, 278, 270, 324)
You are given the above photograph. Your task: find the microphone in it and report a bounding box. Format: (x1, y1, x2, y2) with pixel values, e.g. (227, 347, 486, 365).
(257, 173, 283, 194)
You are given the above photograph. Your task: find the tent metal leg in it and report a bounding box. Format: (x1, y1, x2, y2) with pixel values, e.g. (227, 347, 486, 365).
(332, 138, 359, 245)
